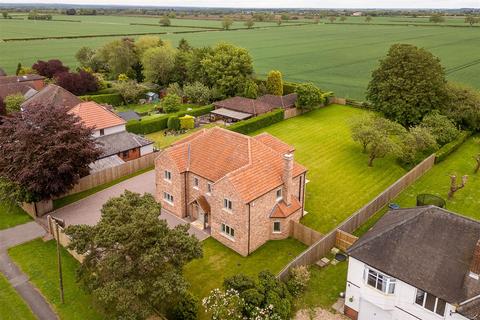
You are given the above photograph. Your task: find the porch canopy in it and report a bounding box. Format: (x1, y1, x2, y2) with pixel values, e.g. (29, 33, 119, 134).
(189, 195, 211, 214)
(210, 108, 252, 121)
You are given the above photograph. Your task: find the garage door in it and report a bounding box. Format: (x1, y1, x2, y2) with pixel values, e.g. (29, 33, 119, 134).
(359, 298, 393, 320)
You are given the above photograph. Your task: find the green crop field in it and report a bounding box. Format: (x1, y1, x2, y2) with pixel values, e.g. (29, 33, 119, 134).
(1, 16, 479, 99)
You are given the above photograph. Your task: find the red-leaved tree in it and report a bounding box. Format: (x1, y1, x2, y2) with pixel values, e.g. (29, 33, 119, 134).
(0, 103, 100, 201)
(32, 59, 69, 78)
(55, 71, 99, 95)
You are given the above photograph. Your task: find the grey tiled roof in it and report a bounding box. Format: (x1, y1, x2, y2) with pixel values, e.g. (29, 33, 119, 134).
(95, 131, 153, 158)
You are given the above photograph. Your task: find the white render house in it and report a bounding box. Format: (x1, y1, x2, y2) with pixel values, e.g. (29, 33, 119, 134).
(344, 206, 480, 320)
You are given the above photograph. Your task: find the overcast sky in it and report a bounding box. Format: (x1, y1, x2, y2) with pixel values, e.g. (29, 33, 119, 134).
(4, 0, 480, 9)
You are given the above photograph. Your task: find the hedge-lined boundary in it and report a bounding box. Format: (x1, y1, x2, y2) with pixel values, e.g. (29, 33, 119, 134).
(435, 130, 473, 163)
(126, 105, 214, 135)
(228, 109, 284, 134)
(130, 22, 222, 30)
(80, 93, 124, 106)
(325, 22, 480, 28)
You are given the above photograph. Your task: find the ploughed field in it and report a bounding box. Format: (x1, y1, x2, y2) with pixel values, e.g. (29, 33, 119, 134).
(1, 16, 479, 99)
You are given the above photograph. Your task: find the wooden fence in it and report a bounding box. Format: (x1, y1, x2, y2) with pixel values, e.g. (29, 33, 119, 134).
(278, 154, 436, 279)
(290, 221, 323, 246)
(63, 152, 157, 196)
(335, 230, 358, 252)
(47, 216, 85, 263)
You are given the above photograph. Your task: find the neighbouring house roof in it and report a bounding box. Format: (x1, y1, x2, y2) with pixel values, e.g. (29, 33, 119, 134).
(0, 68, 6, 76)
(21, 84, 81, 109)
(164, 127, 306, 203)
(213, 96, 274, 116)
(117, 111, 141, 122)
(89, 154, 125, 173)
(210, 107, 253, 120)
(95, 131, 153, 158)
(0, 74, 45, 85)
(270, 196, 302, 218)
(257, 93, 297, 109)
(69, 101, 126, 130)
(213, 94, 298, 116)
(0, 83, 35, 107)
(348, 206, 480, 314)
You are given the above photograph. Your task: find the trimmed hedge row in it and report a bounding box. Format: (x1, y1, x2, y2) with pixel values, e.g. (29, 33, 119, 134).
(126, 105, 214, 135)
(228, 109, 285, 135)
(435, 131, 473, 163)
(80, 93, 124, 106)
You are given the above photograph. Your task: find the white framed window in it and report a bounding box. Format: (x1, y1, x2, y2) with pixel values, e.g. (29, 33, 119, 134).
(207, 182, 213, 194)
(415, 289, 446, 316)
(223, 198, 233, 211)
(221, 223, 235, 238)
(276, 188, 283, 201)
(164, 170, 172, 181)
(163, 192, 174, 205)
(364, 268, 396, 294)
(273, 221, 281, 233)
(193, 176, 199, 189)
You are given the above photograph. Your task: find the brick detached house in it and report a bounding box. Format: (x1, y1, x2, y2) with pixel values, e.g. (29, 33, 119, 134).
(69, 101, 154, 171)
(155, 127, 307, 256)
(344, 206, 480, 320)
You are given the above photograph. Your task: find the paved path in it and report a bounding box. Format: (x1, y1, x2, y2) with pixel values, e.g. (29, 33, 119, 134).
(47, 170, 210, 240)
(0, 222, 58, 320)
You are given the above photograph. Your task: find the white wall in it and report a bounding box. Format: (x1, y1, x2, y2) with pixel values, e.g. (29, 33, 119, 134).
(92, 124, 126, 137)
(345, 257, 468, 320)
(140, 144, 154, 156)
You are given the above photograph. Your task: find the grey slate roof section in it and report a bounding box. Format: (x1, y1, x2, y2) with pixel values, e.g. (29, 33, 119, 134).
(117, 111, 141, 122)
(89, 155, 125, 173)
(21, 84, 81, 109)
(348, 206, 480, 309)
(210, 107, 253, 120)
(95, 131, 153, 158)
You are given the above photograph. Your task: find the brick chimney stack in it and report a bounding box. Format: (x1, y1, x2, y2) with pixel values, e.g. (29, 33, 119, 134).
(470, 240, 480, 279)
(283, 153, 293, 206)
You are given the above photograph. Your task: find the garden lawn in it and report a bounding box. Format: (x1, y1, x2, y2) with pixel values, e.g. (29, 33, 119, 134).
(115, 102, 159, 113)
(0, 202, 32, 230)
(250, 105, 406, 234)
(8, 239, 106, 320)
(0, 273, 36, 320)
(184, 237, 306, 301)
(295, 261, 348, 312)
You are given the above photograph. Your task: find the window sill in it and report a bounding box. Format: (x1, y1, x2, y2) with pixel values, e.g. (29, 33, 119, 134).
(206, 192, 211, 196)
(164, 200, 174, 206)
(164, 179, 172, 184)
(193, 186, 199, 190)
(273, 231, 282, 234)
(222, 208, 233, 214)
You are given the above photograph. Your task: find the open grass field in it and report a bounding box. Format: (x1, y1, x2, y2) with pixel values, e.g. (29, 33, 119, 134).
(8, 239, 106, 320)
(0, 273, 36, 320)
(1, 18, 479, 99)
(251, 105, 407, 233)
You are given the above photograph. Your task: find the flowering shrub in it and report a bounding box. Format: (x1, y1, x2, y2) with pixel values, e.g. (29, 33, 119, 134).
(286, 265, 311, 297)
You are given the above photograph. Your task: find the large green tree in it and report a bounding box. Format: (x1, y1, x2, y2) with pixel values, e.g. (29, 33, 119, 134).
(66, 191, 202, 320)
(142, 44, 177, 85)
(366, 44, 448, 126)
(442, 83, 480, 131)
(201, 43, 253, 96)
(96, 38, 139, 79)
(266, 70, 283, 96)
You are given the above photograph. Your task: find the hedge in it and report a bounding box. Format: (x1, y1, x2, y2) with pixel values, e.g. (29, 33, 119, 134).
(80, 93, 124, 106)
(435, 131, 473, 163)
(126, 105, 214, 135)
(228, 109, 285, 135)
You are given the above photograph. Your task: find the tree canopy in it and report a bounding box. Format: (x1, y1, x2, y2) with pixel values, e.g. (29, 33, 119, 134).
(366, 43, 448, 126)
(266, 70, 283, 96)
(0, 103, 100, 201)
(66, 191, 202, 320)
(142, 44, 177, 85)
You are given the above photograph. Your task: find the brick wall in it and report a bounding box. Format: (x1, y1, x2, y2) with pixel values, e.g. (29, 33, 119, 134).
(155, 153, 185, 218)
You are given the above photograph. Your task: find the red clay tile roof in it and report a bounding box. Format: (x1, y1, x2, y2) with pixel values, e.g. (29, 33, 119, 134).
(270, 196, 302, 218)
(254, 132, 295, 154)
(69, 101, 126, 130)
(189, 195, 211, 214)
(164, 127, 306, 203)
(21, 84, 81, 109)
(213, 96, 275, 116)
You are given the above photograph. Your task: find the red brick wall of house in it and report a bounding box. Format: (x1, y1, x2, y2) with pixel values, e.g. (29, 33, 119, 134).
(344, 305, 358, 320)
(155, 153, 186, 218)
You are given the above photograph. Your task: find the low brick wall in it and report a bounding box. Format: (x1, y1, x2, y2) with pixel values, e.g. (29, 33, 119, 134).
(22, 199, 54, 218)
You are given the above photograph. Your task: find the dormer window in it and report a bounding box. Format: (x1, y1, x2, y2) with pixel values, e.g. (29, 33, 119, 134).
(276, 188, 283, 201)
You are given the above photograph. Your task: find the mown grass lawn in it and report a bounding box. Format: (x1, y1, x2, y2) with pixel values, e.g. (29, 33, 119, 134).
(0, 202, 32, 231)
(8, 239, 106, 320)
(0, 273, 36, 320)
(185, 237, 307, 302)
(115, 102, 159, 114)
(250, 105, 406, 234)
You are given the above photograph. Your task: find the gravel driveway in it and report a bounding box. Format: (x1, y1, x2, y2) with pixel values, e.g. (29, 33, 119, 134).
(46, 170, 209, 240)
